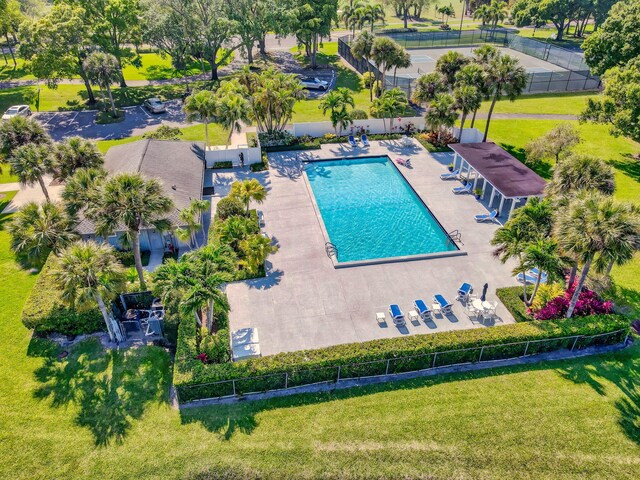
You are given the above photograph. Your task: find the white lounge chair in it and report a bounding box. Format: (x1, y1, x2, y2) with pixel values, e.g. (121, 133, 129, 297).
(440, 169, 460, 180)
(453, 183, 473, 194)
(475, 210, 498, 222)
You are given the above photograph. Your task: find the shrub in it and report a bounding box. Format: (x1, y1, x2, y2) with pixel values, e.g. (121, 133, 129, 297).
(361, 72, 376, 89)
(250, 151, 269, 172)
(174, 311, 629, 401)
(534, 286, 614, 320)
(142, 125, 183, 140)
(212, 161, 233, 169)
(530, 283, 565, 312)
(200, 327, 231, 363)
(257, 130, 296, 147)
(417, 130, 457, 148)
(350, 109, 368, 120)
(215, 197, 245, 221)
(323, 133, 337, 141)
(21, 256, 105, 335)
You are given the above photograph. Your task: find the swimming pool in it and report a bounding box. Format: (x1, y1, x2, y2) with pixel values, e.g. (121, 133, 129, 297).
(304, 156, 458, 264)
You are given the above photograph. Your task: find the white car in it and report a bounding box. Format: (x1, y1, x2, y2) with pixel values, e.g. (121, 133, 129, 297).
(300, 76, 329, 91)
(143, 97, 167, 113)
(2, 105, 32, 121)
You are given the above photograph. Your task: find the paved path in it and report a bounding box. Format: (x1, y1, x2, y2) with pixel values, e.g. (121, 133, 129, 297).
(0, 182, 20, 193)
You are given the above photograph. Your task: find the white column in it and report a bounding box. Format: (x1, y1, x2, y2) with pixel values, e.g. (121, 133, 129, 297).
(473, 172, 479, 190)
(498, 194, 506, 215)
(466, 166, 472, 182)
(480, 178, 486, 199)
(489, 187, 496, 207)
(509, 198, 518, 219)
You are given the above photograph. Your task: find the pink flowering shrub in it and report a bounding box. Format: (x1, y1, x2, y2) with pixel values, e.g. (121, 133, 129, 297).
(533, 284, 613, 320)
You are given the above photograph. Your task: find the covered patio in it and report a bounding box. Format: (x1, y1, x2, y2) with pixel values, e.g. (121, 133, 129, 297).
(449, 142, 547, 218)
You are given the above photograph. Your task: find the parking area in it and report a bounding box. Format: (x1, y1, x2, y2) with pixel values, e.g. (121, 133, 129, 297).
(34, 99, 189, 141)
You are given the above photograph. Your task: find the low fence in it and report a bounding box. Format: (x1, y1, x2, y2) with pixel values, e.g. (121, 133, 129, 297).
(176, 328, 628, 402)
(453, 127, 484, 143)
(338, 30, 600, 96)
(204, 144, 262, 168)
(290, 116, 425, 138)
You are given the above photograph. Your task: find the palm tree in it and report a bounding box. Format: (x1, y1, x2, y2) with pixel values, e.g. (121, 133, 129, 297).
(437, 4, 456, 26)
(359, 2, 385, 32)
(371, 37, 401, 92)
(472, 44, 499, 66)
(319, 88, 355, 136)
(61, 167, 107, 215)
(488, 0, 508, 37)
(392, 48, 412, 87)
(370, 88, 409, 132)
(88, 173, 174, 289)
(0, 115, 51, 154)
(229, 178, 267, 215)
(83, 51, 121, 118)
(455, 63, 487, 128)
(240, 234, 278, 276)
(184, 89, 218, 148)
(52, 137, 103, 182)
(546, 154, 616, 200)
(424, 93, 459, 143)
(519, 239, 562, 305)
(52, 241, 126, 342)
(483, 54, 527, 141)
(412, 72, 447, 104)
(9, 143, 54, 201)
(435, 50, 469, 88)
(7, 201, 77, 266)
(473, 4, 492, 27)
(176, 199, 210, 248)
(555, 192, 640, 318)
(214, 215, 255, 252)
(453, 84, 481, 139)
(341, 0, 365, 36)
(215, 91, 251, 146)
(153, 244, 237, 332)
(351, 31, 376, 101)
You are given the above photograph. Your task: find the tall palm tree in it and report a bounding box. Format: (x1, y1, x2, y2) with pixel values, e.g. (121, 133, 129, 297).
(359, 2, 385, 32)
(519, 239, 562, 305)
(483, 54, 527, 141)
(184, 89, 218, 148)
(7, 201, 77, 266)
(176, 199, 210, 248)
(371, 88, 409, 132)
(437, 4, 456, 26)
(472, 44, 499, 66)
(88, 173, 174, 289)
(52, 137, 103, 182)
(424, 93, 459, 143)
(412, 72, 447, 104)
(488, 0, 508, 37)
(453, 84, 481, 138)
(351, 31, 376, 100)
(371, 37, 401, 92)
(341, 0, 365, 36)
(392, 48, 412, 87)
(240, 234, 278, 275)
(230, 178, 267, 215)
(52, 241, 126, 342)
(9, 143, 54, 201)
(473, 4, 492, 27)
(555, 191, 640, 318)
(546, 154, 616, 200)
(319, 88, 355, 136)
(83, 51, 121, 118)
(214, 215, 255, 252)
(61, 167, 107, 215)
(455, 63, 487, 127)
(435, 50, 469, 88)
(0, 115, 51, 154)
(215, 91, 251, 146)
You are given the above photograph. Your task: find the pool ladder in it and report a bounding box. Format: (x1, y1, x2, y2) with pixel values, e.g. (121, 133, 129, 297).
(325, 242, 338, 259)
(448, 229, 463, 246)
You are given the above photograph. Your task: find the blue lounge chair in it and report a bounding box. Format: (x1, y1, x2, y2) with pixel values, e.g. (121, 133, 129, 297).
(414, 299, 431, 319)
(474, 210, 498, 222)
(433, 294, 453, 314)
(456, 283, 473, 301)
(453, 183, 473, 194)
(389, 304, 406, 326)
(361, 134, 370, 147)
(440, 169, 460, 180)
(348, 135, 358, 148)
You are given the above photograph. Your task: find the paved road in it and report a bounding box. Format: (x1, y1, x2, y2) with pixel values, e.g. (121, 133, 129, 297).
(35, 100, 189, 141)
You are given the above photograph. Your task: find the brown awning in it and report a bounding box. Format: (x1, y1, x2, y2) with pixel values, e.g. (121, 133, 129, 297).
(449, 142, 546, 198)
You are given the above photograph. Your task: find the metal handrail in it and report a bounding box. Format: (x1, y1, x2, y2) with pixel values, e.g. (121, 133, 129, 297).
(325, 241, 338, 258)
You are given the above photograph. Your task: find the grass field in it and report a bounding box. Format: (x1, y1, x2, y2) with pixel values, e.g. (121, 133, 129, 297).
(479, 91, 599, 115)
(0, 164, 18, 184)
(0, 205, 639, 478)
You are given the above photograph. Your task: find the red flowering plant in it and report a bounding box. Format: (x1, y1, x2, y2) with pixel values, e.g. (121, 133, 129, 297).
(533, 283, 613, 320)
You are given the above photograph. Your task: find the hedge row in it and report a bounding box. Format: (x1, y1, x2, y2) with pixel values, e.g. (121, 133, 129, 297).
(496, 286, 533, 322)
(173, 312, 629, 401)
(21, 256, 105, 335)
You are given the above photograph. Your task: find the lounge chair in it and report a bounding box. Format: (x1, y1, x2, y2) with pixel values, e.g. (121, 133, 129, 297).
(348, 135, 358, 148)
(517, 269, 548, 285)
(413, 299, 431, 319)
(453, 183, 473, 194)
(389, 304, 406, 327)
(456, 283, 473, 301)
(396, 157, 411, 167)
(474, 210, 498, 222)
(433, 294, 453, 314)
(440, 169, 460, 180)
(361, 134, 370, 147)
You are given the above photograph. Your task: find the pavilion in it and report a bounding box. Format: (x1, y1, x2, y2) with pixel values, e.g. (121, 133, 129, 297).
(449, 142, 547, 218)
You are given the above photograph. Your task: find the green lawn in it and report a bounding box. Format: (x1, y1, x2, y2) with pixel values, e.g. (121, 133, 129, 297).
(0, 163, 18, 184)
(479, 91, 599, 115)
(0, 57, 35, 81)
(475, 118, 640, 314)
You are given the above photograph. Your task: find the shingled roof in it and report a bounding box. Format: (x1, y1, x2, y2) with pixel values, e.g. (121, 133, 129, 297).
(77, 140, 204, 235)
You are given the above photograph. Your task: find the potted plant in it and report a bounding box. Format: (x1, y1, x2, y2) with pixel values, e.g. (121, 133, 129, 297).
(447, 163, 454, 172)
(473, 188, 483, 199)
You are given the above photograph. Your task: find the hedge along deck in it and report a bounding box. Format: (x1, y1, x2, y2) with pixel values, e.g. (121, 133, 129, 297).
(173, 312, 630, 403)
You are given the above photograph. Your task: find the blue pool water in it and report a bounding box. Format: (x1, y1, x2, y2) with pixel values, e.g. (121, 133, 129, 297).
(305, 156, 457, 263)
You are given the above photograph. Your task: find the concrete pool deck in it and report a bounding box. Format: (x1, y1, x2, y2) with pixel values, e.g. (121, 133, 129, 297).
(210, 139, 520, 356)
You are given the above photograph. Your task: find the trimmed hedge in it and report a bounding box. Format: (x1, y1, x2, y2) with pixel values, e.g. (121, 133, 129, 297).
(174, 312, 629, 401)
(496, 286, 533, 322)
(21, 257, 105, 335)
(212, 161, 233, 169)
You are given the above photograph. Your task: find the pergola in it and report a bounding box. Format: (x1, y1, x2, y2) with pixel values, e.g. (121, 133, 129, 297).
(449, 142, 547, 218)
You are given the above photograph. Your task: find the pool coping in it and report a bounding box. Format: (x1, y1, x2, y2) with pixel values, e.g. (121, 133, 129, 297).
(301, 155, 467, 268)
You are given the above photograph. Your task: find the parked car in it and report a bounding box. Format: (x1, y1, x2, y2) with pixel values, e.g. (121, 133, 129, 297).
(299, 76, 329, 91)
(143, 97, 167, 113)
(2, 105, 32, 121)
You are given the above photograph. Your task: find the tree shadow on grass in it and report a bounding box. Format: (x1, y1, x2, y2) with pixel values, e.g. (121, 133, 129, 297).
(557, 347, 640, 445)
(179, 346, 640, 441)
(30, 337, 171, 446)
(497, 142, 553, 179)
(609, 154, 640, 184)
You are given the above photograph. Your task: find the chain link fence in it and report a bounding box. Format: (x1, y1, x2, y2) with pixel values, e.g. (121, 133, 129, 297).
(338, 30, 600, 97)
(176, 328, 628, 402)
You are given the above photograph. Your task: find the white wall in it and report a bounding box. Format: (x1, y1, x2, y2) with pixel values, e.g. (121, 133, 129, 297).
(453, 127, 484, 143)
(205, 145, 262, 168)
(291, 116, 425, 138)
